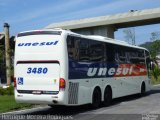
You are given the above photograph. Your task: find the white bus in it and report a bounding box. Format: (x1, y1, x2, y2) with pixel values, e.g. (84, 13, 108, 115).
(14, 29, 151, 108)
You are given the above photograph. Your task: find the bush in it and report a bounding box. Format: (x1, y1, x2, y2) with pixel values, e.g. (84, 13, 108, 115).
(0, 85, 14, 95)
(0, 87, 5, 95)
(152, 65, 160, 80)
(6, 86, 14, 95)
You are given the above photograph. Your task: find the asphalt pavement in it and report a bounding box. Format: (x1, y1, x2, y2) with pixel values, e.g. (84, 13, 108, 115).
(1, 85, 160, 120)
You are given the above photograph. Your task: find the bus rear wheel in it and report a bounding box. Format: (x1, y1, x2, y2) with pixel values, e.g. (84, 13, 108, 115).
(103, 86, 112, 106)
(92, 88, 101, 108)
(141, 82, 146, 96)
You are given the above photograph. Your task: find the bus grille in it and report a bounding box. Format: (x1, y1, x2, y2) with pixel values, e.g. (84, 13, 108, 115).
(68, 82, 79, 104)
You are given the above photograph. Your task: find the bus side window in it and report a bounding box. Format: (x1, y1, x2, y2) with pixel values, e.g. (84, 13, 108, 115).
(138, 49, 145, 64)
(67, 36, 79, 61)
(67, 36, 74, 59)
(89, 40, 105, 62)
(114, 46, 127, 64)
(79, 38, 89, 62)
(130, 49, 139, 64)
(106, 43, 115, 64)
(125, 47, 131, 63)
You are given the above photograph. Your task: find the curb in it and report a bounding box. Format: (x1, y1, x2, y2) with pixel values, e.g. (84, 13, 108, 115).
(153, 84, 160, 87)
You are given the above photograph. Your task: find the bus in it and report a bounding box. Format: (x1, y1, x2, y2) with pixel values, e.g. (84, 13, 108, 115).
(14, 29, 151, 108)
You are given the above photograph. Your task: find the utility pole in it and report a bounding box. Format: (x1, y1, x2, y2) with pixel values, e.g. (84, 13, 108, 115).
(4, 23, 11, 85)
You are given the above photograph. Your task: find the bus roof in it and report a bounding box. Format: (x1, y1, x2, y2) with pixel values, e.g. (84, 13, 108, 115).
(17, 29, 148, 51)
(64, 29, 148, 51)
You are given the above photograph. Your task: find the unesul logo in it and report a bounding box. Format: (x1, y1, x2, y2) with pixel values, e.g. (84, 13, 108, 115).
(17, 41, 58, 47)
(87, 67, 133, 77)
(87, 64, 147, 77)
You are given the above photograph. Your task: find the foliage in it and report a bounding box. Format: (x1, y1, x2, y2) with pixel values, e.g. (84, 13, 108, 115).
(151, 75, 160, 85)
(140, 40, 160, 59)
(0, 85, 14, 95)
(150, 40, 160, 59)
(0, 87, 5, 95)
(152, 65, 160, 81)
(0, 43, 14, 84)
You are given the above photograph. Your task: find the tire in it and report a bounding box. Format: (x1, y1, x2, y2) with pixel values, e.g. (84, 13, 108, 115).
(92, 88, 101, 108)
(141, 82, 146, 96)
(103, 86, 112, 106)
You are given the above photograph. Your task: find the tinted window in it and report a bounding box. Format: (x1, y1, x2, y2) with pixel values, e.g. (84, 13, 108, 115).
(89, 40, 105, 62)
(79, 38, 89, 62)
(67, 35, 145, 65)
(124, 47, 132, 63)
(115, 46, 127, 63)
(67, 36, 106, 62)
(137, 49, 145, 63)
(106, 43, 115, 63)
(67, 36, 79, 61)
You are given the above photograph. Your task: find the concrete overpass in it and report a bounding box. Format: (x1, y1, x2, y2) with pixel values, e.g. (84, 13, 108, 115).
(46, 8, 160, 38)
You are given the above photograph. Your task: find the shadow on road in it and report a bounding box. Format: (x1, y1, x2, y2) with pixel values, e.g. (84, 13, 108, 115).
(22, 88, 160, 116)
(23, 105, 93, 115)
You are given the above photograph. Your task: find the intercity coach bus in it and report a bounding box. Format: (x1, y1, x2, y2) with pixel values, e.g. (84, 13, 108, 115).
(14, 29, 151, 108)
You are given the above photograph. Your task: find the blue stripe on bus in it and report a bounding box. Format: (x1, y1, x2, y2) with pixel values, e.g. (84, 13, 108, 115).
(68, 58, 118, 79)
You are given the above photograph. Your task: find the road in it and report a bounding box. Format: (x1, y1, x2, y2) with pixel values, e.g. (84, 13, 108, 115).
(1, 85, 160, 120)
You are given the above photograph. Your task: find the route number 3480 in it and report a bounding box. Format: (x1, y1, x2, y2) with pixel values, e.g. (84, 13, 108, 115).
(27, 67, 48, 74)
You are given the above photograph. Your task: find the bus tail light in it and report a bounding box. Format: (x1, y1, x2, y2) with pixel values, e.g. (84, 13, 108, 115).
(59, 78, 65, 90)
(14, 77, 17, 88)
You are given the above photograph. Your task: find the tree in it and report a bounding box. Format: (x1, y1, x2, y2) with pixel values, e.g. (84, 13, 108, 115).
(152, 65, 160, 81)
(150, 40, 160, 59)
(150, 31, 160, 41)
(123, 28, 135, 45)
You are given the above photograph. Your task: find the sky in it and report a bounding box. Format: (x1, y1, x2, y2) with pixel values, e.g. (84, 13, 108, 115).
(0, 0, 160, 45)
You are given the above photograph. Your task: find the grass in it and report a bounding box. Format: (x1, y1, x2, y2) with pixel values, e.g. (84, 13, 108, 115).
(0, 95, 33, 113)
